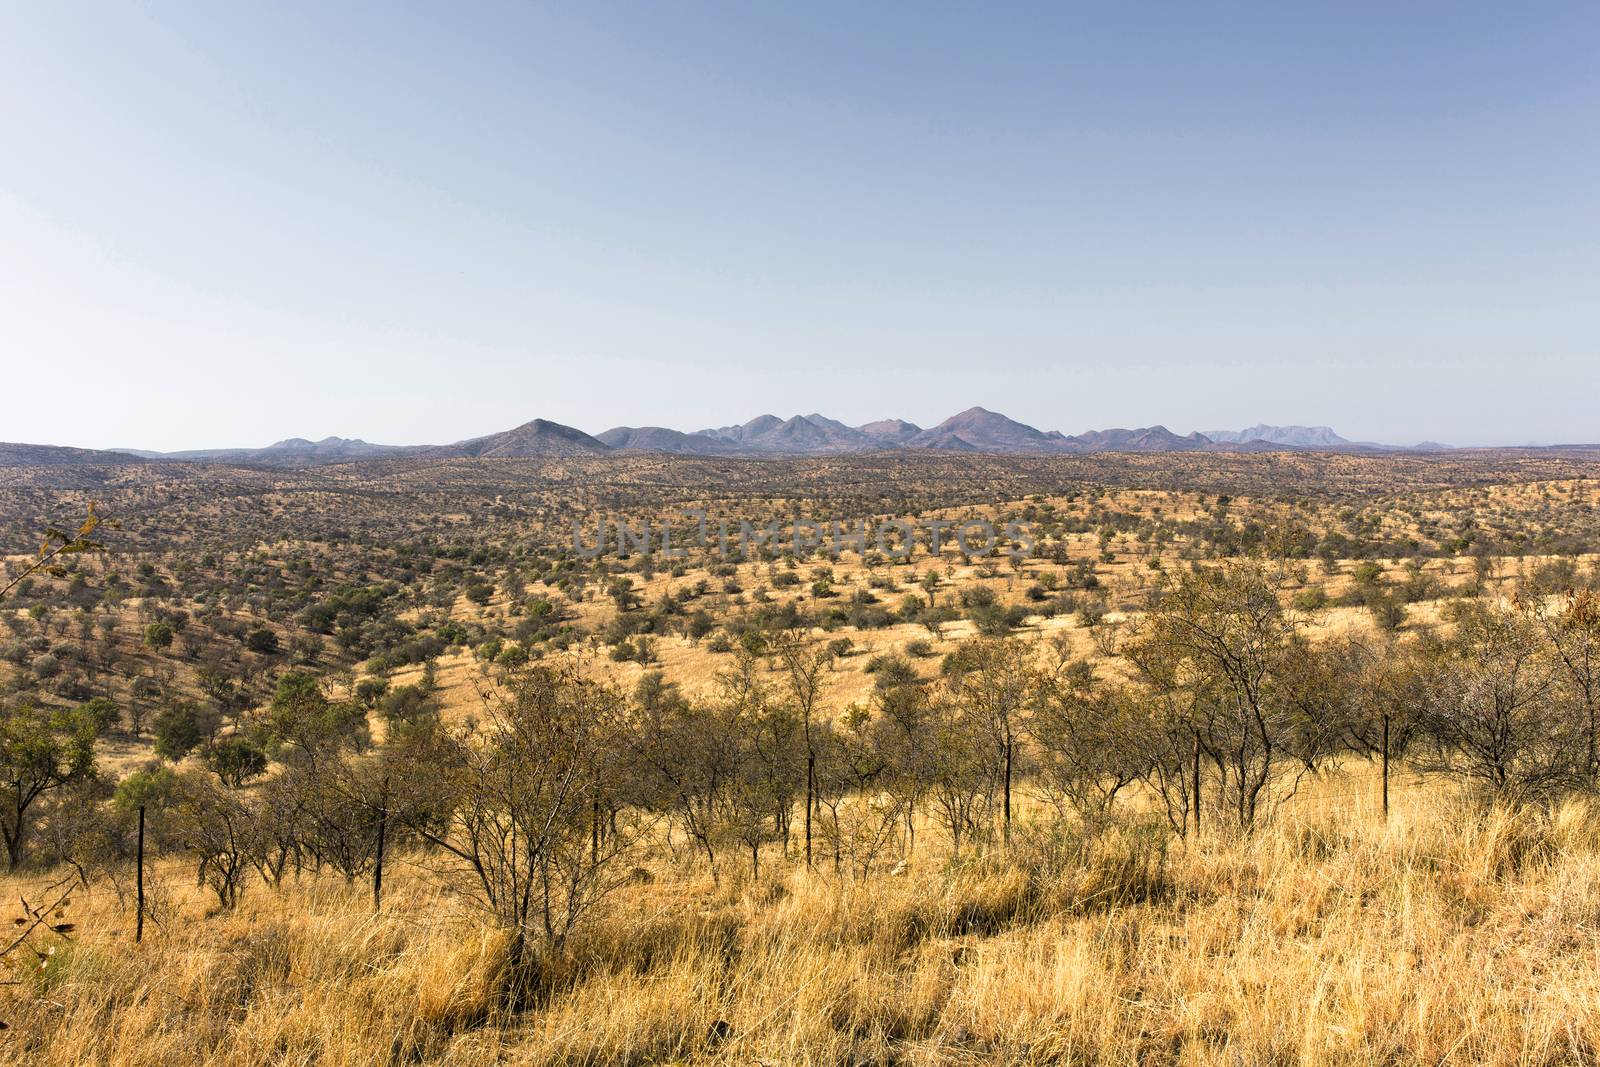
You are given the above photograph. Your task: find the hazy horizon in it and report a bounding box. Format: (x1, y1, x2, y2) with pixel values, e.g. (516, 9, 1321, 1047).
(4, 3, 1597, 451)
(85, 412, 1517, 456)
(85, 406, 1579, 454)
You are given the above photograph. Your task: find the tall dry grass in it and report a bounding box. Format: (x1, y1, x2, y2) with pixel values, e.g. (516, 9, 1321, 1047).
(5, 778, 1600, 1065)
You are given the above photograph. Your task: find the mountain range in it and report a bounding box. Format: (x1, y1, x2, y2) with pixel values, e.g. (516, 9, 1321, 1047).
(598, 410, 1441, 457)
(9, 410, 1458, 466)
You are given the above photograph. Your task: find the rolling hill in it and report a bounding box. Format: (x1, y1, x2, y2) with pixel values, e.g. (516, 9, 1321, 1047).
(432, 419, 612, 458)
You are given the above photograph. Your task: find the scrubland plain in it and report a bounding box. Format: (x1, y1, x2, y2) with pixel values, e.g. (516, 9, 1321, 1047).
(3, 449, 1600, 1064)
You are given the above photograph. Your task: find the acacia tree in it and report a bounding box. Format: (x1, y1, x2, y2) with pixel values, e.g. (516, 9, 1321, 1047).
(1531, 590, 1600, 782)
(250, 767, 310, 889)
(869, 657, 937, 855)
(255, 671, 368, 761)
(1121, 631, 1212, 836)
(413, 661, 634, 972)
(238, 669, 381, 889)
(1419, 600, 1577, 801)
(629, 680, 740, 879)
(925, 692, 997, 853)
(771, 630, 832, 868)
(713, 650, 793, 878)
(814, 702, 902, 879)
(944, 637, 1034, 842)
(1028, 659, 1152, 821)
(171, 770, 260, 908)
(1329, 635, 1427, 818)
(1131, 561, 1322, 831)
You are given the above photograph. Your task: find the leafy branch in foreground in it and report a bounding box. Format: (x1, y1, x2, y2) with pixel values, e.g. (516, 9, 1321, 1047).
(0, 504, 111, 601)
(0, 874, 76, 1030)
(0, 504, 108, 1027)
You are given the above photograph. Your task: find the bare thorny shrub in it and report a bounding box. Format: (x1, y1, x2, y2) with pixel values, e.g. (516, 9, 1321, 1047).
(403, 659, 639, 993)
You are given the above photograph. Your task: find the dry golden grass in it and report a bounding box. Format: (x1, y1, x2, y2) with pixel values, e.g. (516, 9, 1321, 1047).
(7, 455, 1600, 1064)
(6, 775, 1600, 1066)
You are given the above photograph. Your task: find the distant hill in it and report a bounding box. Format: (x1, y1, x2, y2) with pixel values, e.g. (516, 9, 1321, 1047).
(751, 415, 875, 453)
(856, 418, 922, 444)
(1064, 426, 1212, 453)
(108, 419, 611, 466)
(905, 407, 1060, 452)
(689, 414, 877, 453)
(0, 442, 146, 466)
(596, 426, 738, 455)
(605, 414, 917, 455)
(434, 419, 611, 459)
(1204, 425, 1352, 448)
(1202, 424, 1452, 451)
(116, 436, 408, 464)
(262, 436, 405, 460)
(694, 414, 782, 444)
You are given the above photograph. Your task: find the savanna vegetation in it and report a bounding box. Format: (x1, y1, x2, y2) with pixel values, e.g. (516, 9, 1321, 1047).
(3, 448, 1600, 1065)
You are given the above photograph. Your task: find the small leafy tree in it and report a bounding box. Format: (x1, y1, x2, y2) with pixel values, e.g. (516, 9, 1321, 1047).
(143, 622, 174, 651)
(152, 702, 217, 762)
(1330, 636, 1426, 817)
(258, 672, 368, 758)
(206, 737, 269, 788)
(0, 704, 102, 870)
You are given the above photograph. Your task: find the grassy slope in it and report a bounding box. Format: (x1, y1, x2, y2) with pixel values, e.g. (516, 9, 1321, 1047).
(4, 775, 1600, 1066)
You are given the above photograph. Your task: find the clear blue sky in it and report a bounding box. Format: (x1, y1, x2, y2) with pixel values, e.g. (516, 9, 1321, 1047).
(3, 2, 1596, 449)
